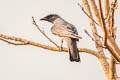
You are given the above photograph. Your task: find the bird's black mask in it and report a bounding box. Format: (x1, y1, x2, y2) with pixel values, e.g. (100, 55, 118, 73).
(40, 14, 59, 23)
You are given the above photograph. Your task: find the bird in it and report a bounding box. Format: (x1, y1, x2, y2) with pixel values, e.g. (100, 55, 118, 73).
(40, 14, 82, 62)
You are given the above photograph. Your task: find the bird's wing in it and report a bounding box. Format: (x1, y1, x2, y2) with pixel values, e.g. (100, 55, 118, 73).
(51, 23, 82, 39)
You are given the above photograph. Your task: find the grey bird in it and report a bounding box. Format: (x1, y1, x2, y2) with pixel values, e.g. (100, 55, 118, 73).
(40, 14, 82, 62)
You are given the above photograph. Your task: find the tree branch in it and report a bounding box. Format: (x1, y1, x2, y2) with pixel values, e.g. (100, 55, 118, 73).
(32, 16, 59, 47)
(98, 0, 107, 46)
(104, 0, 110, 19)
(84, 30, 105, 48)
(0, 33, 100, 58)
(109, 55, 116, 80)
(78, 3, 99, 26)
(0, 38, 28, 45)
(82, 0, 109, 78)
(110, 0, 117, 38)
(104, 1, 118, 80)
(89, 0, 120, 62)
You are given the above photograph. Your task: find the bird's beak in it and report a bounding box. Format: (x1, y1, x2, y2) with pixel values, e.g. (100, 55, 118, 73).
(40, 17, 47, 21)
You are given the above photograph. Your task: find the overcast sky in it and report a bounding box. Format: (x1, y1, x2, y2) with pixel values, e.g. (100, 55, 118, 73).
(0, 0, 120, 80)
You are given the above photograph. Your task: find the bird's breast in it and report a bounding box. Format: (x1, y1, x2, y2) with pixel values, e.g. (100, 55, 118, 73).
(51, 26, 58, 35)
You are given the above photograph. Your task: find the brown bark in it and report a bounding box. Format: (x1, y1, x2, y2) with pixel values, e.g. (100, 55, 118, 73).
(82, 0, 109, 78)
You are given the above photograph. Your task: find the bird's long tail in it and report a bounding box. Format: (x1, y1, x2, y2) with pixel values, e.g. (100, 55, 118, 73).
(65, 38, 80, 62)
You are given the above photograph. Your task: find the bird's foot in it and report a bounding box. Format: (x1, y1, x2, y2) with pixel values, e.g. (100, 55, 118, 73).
(58, 46, 63, 52)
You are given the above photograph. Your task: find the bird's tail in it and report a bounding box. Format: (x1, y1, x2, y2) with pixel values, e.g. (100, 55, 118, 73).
(65, 38, 80, 62)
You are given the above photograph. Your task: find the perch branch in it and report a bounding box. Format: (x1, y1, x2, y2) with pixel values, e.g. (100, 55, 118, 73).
(0, 33, 100, 58)
(32, 16, 59, 47)
(0, 38, 28, 45)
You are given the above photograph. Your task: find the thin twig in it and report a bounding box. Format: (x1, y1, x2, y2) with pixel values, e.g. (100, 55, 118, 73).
(84, 30, 95, 41)
(98, 0, 107, 46)
(84, 30, 105, 48)
(78, 3, 99, 26)
(94, 33, 103, 40)
(32, 16, 59, 47)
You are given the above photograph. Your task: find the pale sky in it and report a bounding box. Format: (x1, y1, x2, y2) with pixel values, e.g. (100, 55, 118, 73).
(0, 0, 120, 80)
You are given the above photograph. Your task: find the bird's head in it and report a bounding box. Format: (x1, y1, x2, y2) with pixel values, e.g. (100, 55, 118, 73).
(40, 14, 60, 23)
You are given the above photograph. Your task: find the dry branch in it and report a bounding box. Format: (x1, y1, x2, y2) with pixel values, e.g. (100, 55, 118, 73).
(84, 30, 105, 48)
(82, 0, 109, 78)
(98, 0, 107, 46)
(109, 55, 116, 80)
(0, 33, 100, 58)
(110, 0, 117, 38)
(32, 16, 59, 47)
(89, 0, 120, 62)
(0, 38, 27, 45)
(78, 3, 99, 26)
(104, 1, 117, 80)
(0, 0, 119, 80)
(104, 0, 109, 18)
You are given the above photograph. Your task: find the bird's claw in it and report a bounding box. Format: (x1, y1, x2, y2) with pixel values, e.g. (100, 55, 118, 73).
(58, 46, 63, 51)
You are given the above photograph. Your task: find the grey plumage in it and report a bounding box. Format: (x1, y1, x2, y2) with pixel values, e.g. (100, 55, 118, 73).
(65, 38, 80, 62)
(40, 14, 82, 62)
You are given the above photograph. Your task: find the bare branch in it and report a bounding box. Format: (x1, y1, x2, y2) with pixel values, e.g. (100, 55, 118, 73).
(84, 30, 106, 48)
(84, 30, 95, 41)
(78, 3, 99, 26)
(32, 16, 59, 47)
(104, 0, 110, 19)
(106, 43, 120, 62)
(89, 0, 120, 62)
(94, 33, 103, 40)
(98, 0, 107, 46)
(82, 0, 109, 78)
(85, 29, 103, 40)
(110, 0, 117, 28)
(0, 33, 100, 58)
(106, 0, 120, 62)
(0, 38, 28, 45)
(110, 0, 118, 38)
(109, 55, 117, 80)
